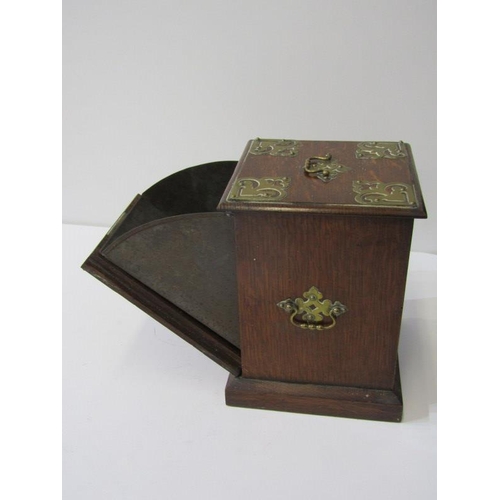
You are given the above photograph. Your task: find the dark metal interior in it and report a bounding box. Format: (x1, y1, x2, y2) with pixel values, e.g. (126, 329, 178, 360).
(107, 161, 237, 244)
(101, 161, 241, 349)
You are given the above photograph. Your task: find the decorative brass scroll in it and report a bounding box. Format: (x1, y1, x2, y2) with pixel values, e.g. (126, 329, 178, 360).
(303, 154, 351, 183)
(277, 286, 347, 331)
(352, 181, 417, 207)
(355, 141, 407, 159)
(249, 138, 300, 157)
(227, 177, 291, 202)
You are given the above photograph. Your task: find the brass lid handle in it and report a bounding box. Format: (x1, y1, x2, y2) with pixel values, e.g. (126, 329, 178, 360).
(303, 154, 351, 183)
(277, 286, 347, 331)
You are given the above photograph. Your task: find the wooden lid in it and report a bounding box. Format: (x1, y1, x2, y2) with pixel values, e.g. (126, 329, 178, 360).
(218, 138, 427, 218)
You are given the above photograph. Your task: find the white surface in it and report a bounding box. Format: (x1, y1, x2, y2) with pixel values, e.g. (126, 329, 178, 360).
(63, 223, 436, 500)
(63, 0, 436, 253)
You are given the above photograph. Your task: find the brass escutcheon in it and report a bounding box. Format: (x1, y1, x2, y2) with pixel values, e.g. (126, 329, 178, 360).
(277, 286, 347, 331)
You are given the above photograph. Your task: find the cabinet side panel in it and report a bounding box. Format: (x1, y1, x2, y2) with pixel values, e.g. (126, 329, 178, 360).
(234, 213, 413, 389)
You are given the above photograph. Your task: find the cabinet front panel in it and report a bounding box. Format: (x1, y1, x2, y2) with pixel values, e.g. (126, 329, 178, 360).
(235, 213, 413, 389)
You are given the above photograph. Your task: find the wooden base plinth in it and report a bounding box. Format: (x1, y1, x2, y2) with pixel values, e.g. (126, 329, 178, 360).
(225, 370, 403, 423)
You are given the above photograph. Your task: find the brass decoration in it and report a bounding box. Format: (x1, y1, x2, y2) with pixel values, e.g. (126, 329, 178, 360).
(277, 286, 347, 331)
(352, 181, 417, 207)
(227, 177, 291, 202)
(355, 141, 407, 159)
(304, 154, 351, 183)
(249, 138, 300, 157)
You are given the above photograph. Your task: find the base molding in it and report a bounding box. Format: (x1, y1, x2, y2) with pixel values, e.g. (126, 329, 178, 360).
(225, 370, 403, 422)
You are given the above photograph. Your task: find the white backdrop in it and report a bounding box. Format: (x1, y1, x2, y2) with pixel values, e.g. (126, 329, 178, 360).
(63, 0, 436, 253)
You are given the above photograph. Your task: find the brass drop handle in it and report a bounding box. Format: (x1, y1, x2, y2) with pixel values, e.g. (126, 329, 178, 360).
(303, 154, 351, 183)
(277, 286, 347, 331)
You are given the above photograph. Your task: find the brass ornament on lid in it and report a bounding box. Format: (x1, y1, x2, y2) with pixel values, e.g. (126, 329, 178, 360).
(303, 154, 351, 183)
(227, 177, 291, 202)
(352, 181, 417, 207)
(249, 138, 300, 157)
(355, 141, 407, 159)
(277, 286, 348, 331)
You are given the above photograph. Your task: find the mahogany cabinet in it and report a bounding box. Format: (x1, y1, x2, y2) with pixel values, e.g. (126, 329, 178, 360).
(83, 139, 426, 422)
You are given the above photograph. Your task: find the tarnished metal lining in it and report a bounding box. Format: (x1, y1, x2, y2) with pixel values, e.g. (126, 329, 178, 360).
(99, 161, 240, 350)
(102, 213, 239, 348)
(108, 161, 237, 243)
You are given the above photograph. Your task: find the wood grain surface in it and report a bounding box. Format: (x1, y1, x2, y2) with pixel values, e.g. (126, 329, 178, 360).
(225, 365, 403, 422)
(234, 212, 413, 389)
(218, 139, 426, 218)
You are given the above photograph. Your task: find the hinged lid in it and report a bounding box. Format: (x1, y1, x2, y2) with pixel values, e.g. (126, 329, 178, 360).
(218, 138, 427, 218)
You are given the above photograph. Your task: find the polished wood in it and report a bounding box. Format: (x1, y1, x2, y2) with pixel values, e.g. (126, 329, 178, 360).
(219, 139, 424, 421)
(225, 362, 403, 422)
(234, 212, 413, 390)
(82, 141, 425, 422)
(218, 140, 426, 218)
